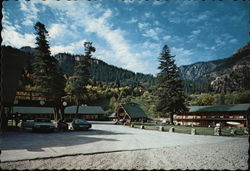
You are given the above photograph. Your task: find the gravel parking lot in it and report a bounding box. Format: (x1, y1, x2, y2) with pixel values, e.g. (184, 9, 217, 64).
(0, 123, 249, 170)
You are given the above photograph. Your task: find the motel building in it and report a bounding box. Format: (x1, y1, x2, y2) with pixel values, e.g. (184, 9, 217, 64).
(173, 103, 250, 127)
(63, 106, 106, 121)
(10, 106, 106, 122)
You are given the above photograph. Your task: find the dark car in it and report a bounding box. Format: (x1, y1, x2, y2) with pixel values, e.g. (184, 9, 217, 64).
(71, 119, 91, 131)
(33, 118, 55, 132)
(57, 120, 69, 131)
(22, 120, 34, 129)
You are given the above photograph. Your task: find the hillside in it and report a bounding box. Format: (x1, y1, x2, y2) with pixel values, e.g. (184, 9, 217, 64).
(18, 46, 155, 88)
(54, 53, 155, 88)
(180, 42, 250, 93)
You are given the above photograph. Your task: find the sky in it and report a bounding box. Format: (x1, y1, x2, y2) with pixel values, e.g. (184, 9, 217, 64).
(2, 0, 249, 75)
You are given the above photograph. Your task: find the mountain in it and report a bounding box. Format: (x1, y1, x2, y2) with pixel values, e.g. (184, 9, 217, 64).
(179, 42, 250, 93)
(18, 47, 155, 88)
(54, 53, 155, 88)
(179, 60, 224, 80)
(20, 46, 37, 54)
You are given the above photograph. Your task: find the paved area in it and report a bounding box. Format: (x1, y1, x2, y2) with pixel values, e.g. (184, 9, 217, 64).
(0, 123, 248, 162)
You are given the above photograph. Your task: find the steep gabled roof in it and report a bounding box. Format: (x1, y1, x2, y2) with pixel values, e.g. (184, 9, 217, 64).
(64, 106, 105, 114)
(12, 107, 55, 114)
(121, 103, 147, 118)
(189, 104, 250, 113)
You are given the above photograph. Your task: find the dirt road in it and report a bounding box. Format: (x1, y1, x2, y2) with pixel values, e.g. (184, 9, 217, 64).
(0, 124, 248, 170)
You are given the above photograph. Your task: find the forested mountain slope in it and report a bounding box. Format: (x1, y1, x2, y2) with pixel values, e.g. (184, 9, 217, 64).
(180, 42, 250, 93)
(19, 46, 155, 88)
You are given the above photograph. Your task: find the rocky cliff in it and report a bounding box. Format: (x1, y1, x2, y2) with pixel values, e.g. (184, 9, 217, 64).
(179, 42, 250, 93)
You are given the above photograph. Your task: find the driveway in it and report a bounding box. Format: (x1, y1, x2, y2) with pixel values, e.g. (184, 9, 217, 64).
(0, 123, 248, 162)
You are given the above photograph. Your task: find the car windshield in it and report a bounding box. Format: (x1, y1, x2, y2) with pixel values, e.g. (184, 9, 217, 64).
(35, 118, 51, 122)
(74, 119, 87, 124)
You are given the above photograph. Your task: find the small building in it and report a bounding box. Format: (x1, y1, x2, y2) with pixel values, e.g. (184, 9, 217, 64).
(174, 104, 250, 127)
(64, 106, 106, 121)
(11, 106, 55, 120)
(116, 103, 148, 122)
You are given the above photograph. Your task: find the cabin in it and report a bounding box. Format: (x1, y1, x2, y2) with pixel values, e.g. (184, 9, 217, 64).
(64, 106, 106, 121)
(11, 106, 56, 120)
(116, 103, 148, 122)
(174, 104, 250, 127)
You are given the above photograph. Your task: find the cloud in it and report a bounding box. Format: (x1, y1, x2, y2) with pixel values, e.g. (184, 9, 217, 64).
(215, 33, 235, 47)
(142, 27, 162, 41)
(2, 6, 36, 48)
(188, 29, 201, 40)
(154, 21, 160, 26)
(152, 1, 165, 6)
(2, 24, 36, 48)
(145, 12, 154, 18)
(138, 22, 150, 29)
(171, 47, 194, 66)
(175, 1, 199, 12)
(215, 38, 226, 47)
(168, 16, 182, 24)
(50, 40, 87, 55)
(229, 38, 238, 44)
(192, 29, 201, 36)
(163, 35, 172, 41)
(197, 43, 216, 51)
(48, 23, 78, 44)
(162, 34, 183, 45)
(187, 14, 208, 23)
(123, 0, 136, 4)
(142, 41, 160, 50)
(161, 11, 167, 17)
(19, 0, 39, 26)
(127, 17, 137, 23)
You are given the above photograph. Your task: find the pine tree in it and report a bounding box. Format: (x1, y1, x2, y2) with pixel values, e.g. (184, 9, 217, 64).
(32, 22, 65, 103)
(66, 42, 95, 114)
(155, 45, 188, 124)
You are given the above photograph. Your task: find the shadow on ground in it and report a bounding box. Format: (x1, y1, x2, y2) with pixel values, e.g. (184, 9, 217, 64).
(0, 128, 126, 152)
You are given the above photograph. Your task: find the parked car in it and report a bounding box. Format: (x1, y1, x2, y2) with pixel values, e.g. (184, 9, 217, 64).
(21, 120, 34, 129)
(33, 118, 55, 132)
(71, 119, 91, 131)
(57, 120, 68, 131)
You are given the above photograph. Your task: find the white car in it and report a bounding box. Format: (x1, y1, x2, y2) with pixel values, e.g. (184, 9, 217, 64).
(33, 118, 55, 132)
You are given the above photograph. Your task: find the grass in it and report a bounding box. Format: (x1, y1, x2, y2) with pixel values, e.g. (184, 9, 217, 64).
(131, 122, 248, 137)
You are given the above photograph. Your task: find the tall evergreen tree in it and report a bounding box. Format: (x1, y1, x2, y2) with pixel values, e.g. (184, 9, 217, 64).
(66, 42, 95, 114)
(32, 22, 65, 105)
(156, 45, 187, 124)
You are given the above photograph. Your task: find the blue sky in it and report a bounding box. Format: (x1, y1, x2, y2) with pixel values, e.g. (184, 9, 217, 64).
(2, 0, 249, 75)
